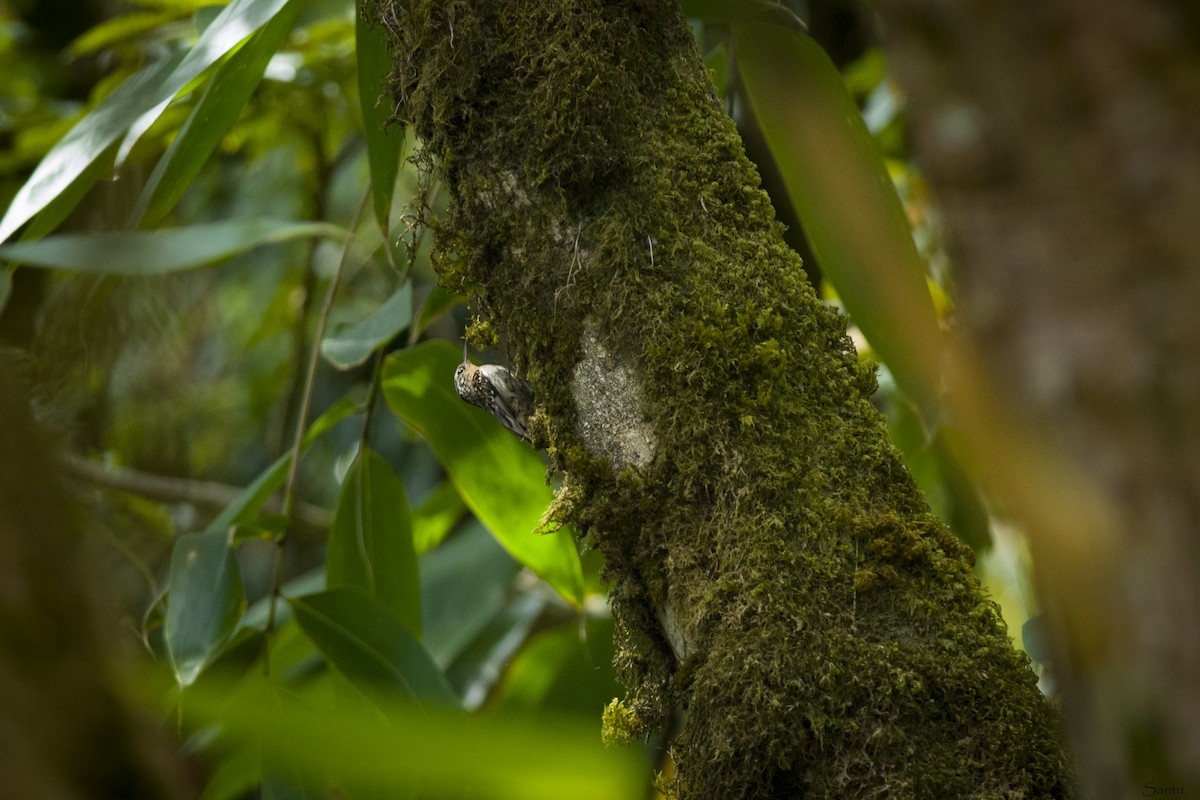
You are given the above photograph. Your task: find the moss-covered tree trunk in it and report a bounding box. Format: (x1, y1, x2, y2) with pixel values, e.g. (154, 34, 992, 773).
(374, 1, 1072, 796)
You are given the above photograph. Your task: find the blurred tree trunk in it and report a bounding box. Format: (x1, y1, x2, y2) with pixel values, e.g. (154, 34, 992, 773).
(374, 1, 1072, 797)
(0, 381, 196, 799)
(879, 1, 1200, 797)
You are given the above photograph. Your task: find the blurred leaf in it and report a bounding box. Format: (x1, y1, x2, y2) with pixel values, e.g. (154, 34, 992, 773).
(326, 448, 421, 636)
(67, 10, 184, 58)
(487, 623, 584, 714)
(182, 675, 648, 800)
(1022, 615, 1048, 665)
(882, 377, 946, 511)
(412, 479, 466, 554)
(414, 283, 464, 338)
(0, 0, 292, 242)
(200, 745, 260, 800)
(357, 3, 404, 235)
(449, 592, 545, 710)
(204, 397, 357, 535)
(232, 515, 286, 543)
(704, 41, 730, 100)
(320, 281, 412, 369)
(0, 218, 346, 274)
(880, 366, 991, 551)
(165, 532, 245, 686)
(681, 0, 806, 29)
(238, 569, 326, 634)
(932, 428, 992, 552)
(421, 521, 521, 668)
(734, 24, 942, 422)
(0, 57, 180, 243)
(382, 342, 584, 606)
(289, 587, 457, 708)
(488, 615, 619, 719)
(131, 0, 304, 228)
(261, 771, 323, 800)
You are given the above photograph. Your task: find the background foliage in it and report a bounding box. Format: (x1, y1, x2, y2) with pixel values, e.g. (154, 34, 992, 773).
(0, 0, 1043, 796)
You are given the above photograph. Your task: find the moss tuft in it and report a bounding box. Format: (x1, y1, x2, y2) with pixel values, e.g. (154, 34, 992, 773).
(601, 697, 645, 746)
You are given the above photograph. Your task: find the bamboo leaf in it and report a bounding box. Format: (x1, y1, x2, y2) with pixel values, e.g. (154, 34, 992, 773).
(131, 0, 304, 228)
(0, 219, 345, 274)
(0, 0, 292, 242)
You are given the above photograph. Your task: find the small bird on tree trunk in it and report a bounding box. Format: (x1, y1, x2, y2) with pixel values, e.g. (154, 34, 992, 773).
(454, 344, 535, 440)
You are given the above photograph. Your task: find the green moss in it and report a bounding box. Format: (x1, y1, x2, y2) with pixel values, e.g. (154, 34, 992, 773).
(601, 697, 644, 746)
(375, 0, 1072, 797)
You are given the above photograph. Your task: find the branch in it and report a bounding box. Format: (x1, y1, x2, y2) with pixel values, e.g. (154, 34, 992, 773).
(63, 454, 332, 540)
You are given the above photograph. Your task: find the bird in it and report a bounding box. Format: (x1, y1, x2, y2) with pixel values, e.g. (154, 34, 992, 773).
(454, 344, 535, 440)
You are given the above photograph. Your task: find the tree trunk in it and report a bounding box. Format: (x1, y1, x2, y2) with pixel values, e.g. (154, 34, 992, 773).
(374, 0, 1072, 796)
(879, 2, 1200, 797)
(0, 381, 196, 800)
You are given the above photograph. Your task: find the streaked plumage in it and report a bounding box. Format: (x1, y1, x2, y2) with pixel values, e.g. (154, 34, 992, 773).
(454, 358, 535, 440)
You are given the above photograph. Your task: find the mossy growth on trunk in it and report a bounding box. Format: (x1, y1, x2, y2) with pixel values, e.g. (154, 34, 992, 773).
(372, 0, 1073, 796)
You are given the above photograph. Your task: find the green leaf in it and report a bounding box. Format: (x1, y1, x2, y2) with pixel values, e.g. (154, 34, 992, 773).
(382, 341, 584, 606)
(0, 0, 292, 243)
(326, 448, 421, 636)
(182, 675, 648, 800)
(320, 281, 412, 369)
(734, 24, 943, 421)
(357, 4, 404, 235)
(0, 219, 345, 274)
(204, 397, 357, 536)
(681, 0, 807, 29)
(412, 479, 466, 554)
(131, 0, 304, 228)
(421, 521, 521, 668)
(165, 532, 245, 686)
(289, 587, 457, 708)
(168, 0, 291, 86)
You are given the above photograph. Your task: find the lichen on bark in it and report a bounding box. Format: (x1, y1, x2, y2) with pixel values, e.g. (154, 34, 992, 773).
(371, 0, 1073, 796)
